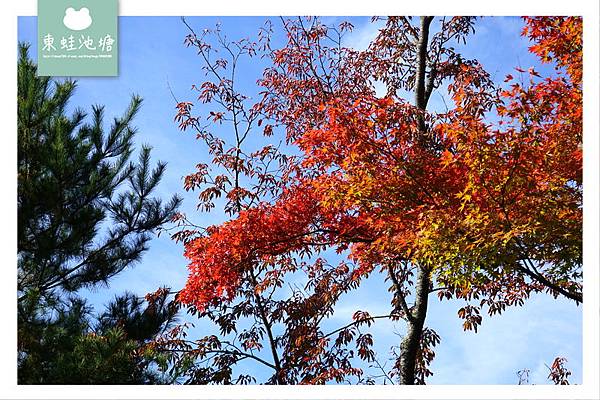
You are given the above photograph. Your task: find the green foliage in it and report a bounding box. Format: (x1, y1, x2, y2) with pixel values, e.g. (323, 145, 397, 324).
(18, 44, 181, 299)
(17, 43, 181, 384)
(18, 290, 178, 384)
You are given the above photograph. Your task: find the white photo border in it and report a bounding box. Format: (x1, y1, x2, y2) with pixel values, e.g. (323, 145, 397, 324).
(1, 1, 598, 399)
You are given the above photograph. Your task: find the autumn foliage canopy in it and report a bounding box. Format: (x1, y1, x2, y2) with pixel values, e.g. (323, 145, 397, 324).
(171, 16, 582, 384)
(178, 16, 582, 311)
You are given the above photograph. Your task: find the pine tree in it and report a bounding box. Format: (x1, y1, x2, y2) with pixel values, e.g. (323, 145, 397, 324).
(17, 43, 181, 384)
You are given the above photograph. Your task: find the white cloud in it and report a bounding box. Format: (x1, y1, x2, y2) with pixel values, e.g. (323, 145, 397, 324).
(63, 7, 92, 31)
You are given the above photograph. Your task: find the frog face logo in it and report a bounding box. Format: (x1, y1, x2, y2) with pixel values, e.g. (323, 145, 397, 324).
(63, 7, 93, 31)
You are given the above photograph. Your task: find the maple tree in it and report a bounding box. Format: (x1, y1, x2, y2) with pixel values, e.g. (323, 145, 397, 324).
(164, 18, 385, 384)
(171, 16, 582, 385)
(426, 16, 583, 309)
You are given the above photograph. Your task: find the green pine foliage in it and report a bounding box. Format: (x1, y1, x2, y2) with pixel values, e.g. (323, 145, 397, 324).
(17, 43, 182, 384)
(18, 289, 178, 384)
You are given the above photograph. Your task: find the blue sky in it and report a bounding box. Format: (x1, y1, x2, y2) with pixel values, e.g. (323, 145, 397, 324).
(18, 16, 582, 385)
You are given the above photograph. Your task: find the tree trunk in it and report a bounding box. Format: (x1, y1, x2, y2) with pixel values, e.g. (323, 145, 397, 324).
(397, 16, 434, 385)
(398, 266, 430, 384)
